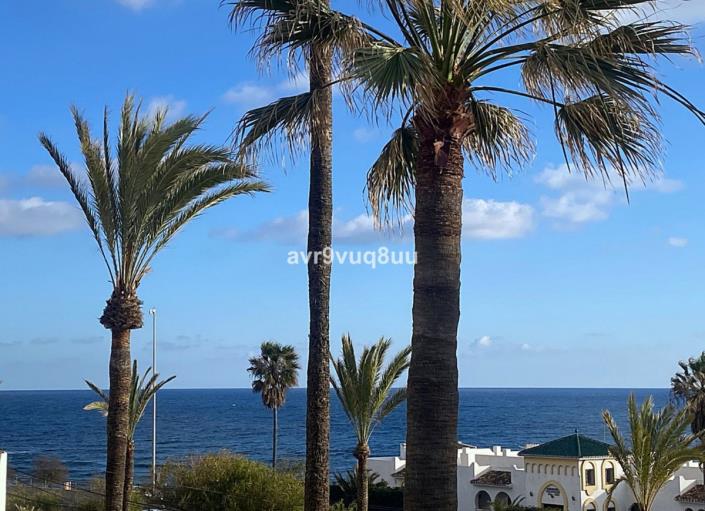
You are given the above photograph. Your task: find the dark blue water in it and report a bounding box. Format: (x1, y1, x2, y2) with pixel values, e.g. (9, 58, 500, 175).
(0, 388, 668, 481)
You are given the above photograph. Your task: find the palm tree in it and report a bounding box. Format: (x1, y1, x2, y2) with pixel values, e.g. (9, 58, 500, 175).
(330, 335, 411, 511)
(342, 3, 705, 509)
(671, 352, 705, 482)
(226, 2, 705, 508)
(603, 394, 705, 511)
(40, 96, 268, 511)
(226, 3, 366, 507)
(248, 341, 301, 469)
(84, 360, 175, 511)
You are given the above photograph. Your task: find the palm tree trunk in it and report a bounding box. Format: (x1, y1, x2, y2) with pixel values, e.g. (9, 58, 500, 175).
(272, 407, 278, 469)
(404, 113, 464, 511)
(105, 328, 132, 511)
(304, 36, 333, 511)
(355, 444, 370, 511)
(122, 440, 134, 511)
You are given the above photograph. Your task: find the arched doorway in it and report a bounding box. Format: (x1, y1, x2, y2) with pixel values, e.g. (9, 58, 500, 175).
(477, 491, 492, 510)
(538, 480, 569, 511)
(496, 492, 511, 508)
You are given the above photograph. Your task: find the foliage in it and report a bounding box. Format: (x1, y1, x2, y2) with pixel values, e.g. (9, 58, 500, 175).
(330, 335, 410, 445)
(248, 341, 300, 409)
(330, 470, 402, 510)
(154, 451, 304, 511)
(39, 95, 269, 303)
(603, 394, 705, 511)
(84, 360, 175, 438)
(671, 352, 705, 437)
(32, 456, 68, 485)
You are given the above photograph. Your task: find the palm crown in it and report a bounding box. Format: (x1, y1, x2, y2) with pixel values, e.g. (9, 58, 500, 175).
(39, 96, 269, 328)
(331, 335, 411, 445)
(672, 352, 705, 436)
(84, 360, 175, 438)
(603, 394, 705, 511)
(354, 0, 705, 218)
(248, 341, 301, 409)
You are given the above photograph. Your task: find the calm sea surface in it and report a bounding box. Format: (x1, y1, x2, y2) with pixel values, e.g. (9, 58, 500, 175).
(0, 388, 669, 481)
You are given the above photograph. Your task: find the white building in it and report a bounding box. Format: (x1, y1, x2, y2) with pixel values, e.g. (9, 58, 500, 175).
(368, 433, 705, 511)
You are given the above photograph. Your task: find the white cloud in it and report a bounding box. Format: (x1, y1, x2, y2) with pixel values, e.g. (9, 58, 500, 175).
(536, 166, 615, 224)
(623, 0, 705, 24)
(147, 95, 187, 121)
(668, 236, 689, 248)
(222, 84, 276, 108)
(0, 197, 83, 236)
(473, 335, 494, 348)
(223, 73, 309, 108)
(116, 0, 154, 11)
(353, 127, 379, 143)
(646, 177, 684, 194)
(25, 164, 66, 188)
(216, 198, 534, 245)
(535, 165, 682, 226)
(463, 199, 535, 239)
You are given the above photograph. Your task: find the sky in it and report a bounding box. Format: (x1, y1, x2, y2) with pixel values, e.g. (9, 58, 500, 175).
(0, 0, 704, 390)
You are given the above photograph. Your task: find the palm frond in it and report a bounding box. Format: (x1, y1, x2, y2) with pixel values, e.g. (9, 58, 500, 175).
(555, 94, 660, 185)
(365, 125, 417, 227)
(330, 334, 410, 444)
(235, 92, 315, 160)
(465, 100, 534, 177)
(40, 95, 269, 295)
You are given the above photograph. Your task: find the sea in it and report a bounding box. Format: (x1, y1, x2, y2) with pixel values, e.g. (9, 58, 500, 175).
(0, 388, 669, 482)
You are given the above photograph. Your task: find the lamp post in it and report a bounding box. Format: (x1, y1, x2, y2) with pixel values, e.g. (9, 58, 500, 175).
(149, 308, 157, 489)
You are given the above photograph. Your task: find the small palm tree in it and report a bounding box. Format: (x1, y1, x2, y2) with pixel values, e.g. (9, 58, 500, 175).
(330, 335, 411, 511)
(248, 341, 300, 469)
(85, 360, 175, 511)
(672, 352, 705, 482)
(41, 96, 267, 511)
(603, 394, 705, 511)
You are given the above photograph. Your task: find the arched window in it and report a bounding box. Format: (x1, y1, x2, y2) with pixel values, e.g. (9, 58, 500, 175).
(630, 503, 640, 511)
(583, 501, 597, 511)
(557, 466, 562, 476)
(496, 492, 511, 507)
(685, 508, 693, 511)
(476, 491, 492, 510)
(606, 501, 616, 511)
(604, 461, 616, 485)
(583, 461, 596, 488)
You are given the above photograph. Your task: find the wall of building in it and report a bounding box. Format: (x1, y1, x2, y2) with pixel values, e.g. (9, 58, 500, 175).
(1, 450, 7, 511)
(367, 445, 705, 511)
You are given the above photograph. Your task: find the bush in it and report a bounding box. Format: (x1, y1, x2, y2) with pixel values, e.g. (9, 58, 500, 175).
(32, 456, 68, 485)
(153, 451, 304, 511)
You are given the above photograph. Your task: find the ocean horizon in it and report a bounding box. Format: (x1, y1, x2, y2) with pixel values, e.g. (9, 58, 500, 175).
(0, 387, 671, 482)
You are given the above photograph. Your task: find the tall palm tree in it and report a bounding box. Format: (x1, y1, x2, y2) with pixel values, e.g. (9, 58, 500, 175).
(40, 96, 268, 511)
(226, 2, 705, 508)
(226, 3, 366, 507)
(84, 361, 175, 511)
(344, 2, 705, 509)
(671, 352, 705, 482)
(248, 341, 301, 469)
(603, 394, 705, 511)
(330, 335, 411, 511)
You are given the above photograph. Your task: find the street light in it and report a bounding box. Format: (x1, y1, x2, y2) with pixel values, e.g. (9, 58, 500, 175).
(149, 308, 157, 489)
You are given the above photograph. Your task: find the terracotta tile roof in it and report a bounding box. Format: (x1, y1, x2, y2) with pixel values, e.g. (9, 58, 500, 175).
(471, 470, 512, 487)
(676, 485, 705, 504)
(518, 433, 611, 459)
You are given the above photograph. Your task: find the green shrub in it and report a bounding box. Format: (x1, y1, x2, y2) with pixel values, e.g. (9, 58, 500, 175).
(153, 451, 304, 511)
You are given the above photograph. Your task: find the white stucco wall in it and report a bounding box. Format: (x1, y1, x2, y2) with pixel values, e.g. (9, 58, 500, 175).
(1, 450, 7, 511)
(367, 444, 705, 511)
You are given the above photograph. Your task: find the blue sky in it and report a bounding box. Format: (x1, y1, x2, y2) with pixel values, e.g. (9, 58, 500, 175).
(0, 0, 704, 390)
